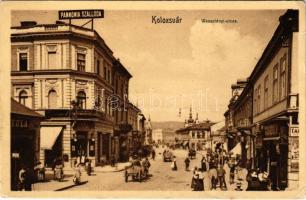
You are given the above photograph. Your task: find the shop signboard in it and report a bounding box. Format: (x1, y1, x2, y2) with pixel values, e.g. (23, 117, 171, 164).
(289, 126, 299, 137)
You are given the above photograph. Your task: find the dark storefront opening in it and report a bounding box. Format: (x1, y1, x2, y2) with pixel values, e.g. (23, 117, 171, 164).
(11, 131, 35, 190)
(44, 132, 63, 168)
(98, 133, 110, 164)
(261, 140, 288, 190)
(76, 131, 88, 157)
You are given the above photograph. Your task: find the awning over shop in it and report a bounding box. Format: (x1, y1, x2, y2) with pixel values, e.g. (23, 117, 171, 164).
(230, 142, 241, 155)
(40, 126, 63, 150)
(263, 136, 280, 141)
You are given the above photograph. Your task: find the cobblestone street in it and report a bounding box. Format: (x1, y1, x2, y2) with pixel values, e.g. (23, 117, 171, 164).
(33, 147, 247, 191)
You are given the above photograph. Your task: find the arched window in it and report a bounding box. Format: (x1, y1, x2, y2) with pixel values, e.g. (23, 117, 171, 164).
(19, 90, 28, 105)
(77, 91, 86, 109)
(48, 90, 57, 109)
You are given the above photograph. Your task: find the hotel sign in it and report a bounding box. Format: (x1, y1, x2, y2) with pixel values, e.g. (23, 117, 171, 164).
(59, 10, 104, 19)
(290, 126, 299, 137)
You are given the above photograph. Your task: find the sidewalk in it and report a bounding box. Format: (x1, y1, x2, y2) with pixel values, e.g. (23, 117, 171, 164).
(33, 162, 131, 191)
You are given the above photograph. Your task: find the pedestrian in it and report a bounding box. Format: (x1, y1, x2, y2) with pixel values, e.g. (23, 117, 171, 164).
(80, 151, 86, 164)
(23, 166, 34, 191)
(111, 154, 116, 167)
(171, 156, 177, 171)
(54, 157, 64, 181)
(85, 159, 92, 176)
(228, 159, 236, 184)
(18, 164, 26, 191)
(184, 157, 190, 171)
(217, 164, 227, 190)
(191, 167, 198, 190)
(151, 149, 156, 160)
(208, 162, 217, 190)
(34, 161, 45, 182)
(201, 156, 207, 172)
(73, 161, 81, 185)
(142, 157, 151, 175)
(196, 170, 205, 191)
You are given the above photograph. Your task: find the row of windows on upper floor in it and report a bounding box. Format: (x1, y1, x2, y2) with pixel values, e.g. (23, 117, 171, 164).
(17, 50, 113, 84)
(17, 89, 115, 116)
(17, 89, 133, 121)
(254, 53, 287, 115)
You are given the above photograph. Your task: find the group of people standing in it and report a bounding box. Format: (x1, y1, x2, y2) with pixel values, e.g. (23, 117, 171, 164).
(187, 147, 249, 191)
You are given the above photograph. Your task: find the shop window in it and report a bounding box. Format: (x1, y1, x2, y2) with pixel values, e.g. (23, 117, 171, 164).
(280, 54, 286, 99)
(19, 53, 28, 71)
(273, 64, 279, 103)
(77, 91, 86, 109)
(77, 53, 86, 72)
(48, 90, 57, 109)
(19, 90, 28, 106)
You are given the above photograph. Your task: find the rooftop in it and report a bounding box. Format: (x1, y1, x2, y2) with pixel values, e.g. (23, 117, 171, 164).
(176, 120, 215, 133)
(11, 98, 43, 118)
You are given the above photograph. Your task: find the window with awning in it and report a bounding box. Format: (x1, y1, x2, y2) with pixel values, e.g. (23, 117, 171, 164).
(40, 126, 63, 150)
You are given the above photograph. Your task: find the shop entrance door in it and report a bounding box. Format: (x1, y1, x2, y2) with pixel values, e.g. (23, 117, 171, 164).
(279, 143, 288, 189)
(11, 130, 35, 190)
(76, 132, 88, 159)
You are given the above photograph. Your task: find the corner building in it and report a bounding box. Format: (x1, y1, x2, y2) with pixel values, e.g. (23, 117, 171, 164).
(11, 21, 132, 169)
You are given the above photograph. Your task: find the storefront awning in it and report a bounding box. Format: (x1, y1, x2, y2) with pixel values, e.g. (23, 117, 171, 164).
(40, 126, 63, 150)
(263, 136, 280, 141)
(229, 142, 241, 155)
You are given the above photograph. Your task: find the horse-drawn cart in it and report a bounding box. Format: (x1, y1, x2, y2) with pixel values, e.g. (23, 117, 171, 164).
(125, 160, 148, 182)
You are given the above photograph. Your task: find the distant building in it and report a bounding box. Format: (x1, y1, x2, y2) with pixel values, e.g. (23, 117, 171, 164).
(176, 107, 215, 150)
(144, 116, 153, 145)
(162, 128, 176, 145)
(210, 120, 227, 151)
(152, 129, 163, 144)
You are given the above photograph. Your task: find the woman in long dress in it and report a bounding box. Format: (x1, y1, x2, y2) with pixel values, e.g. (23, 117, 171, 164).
(191, 167, 198, 190)
(195, 170, 204, 191)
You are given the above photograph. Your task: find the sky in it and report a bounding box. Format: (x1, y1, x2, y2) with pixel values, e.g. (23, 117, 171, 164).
(12, 9, 285, 122)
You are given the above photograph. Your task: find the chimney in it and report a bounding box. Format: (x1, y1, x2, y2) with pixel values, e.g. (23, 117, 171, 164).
(20, 21, 37, 27)
(56, 20, 65, 25)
